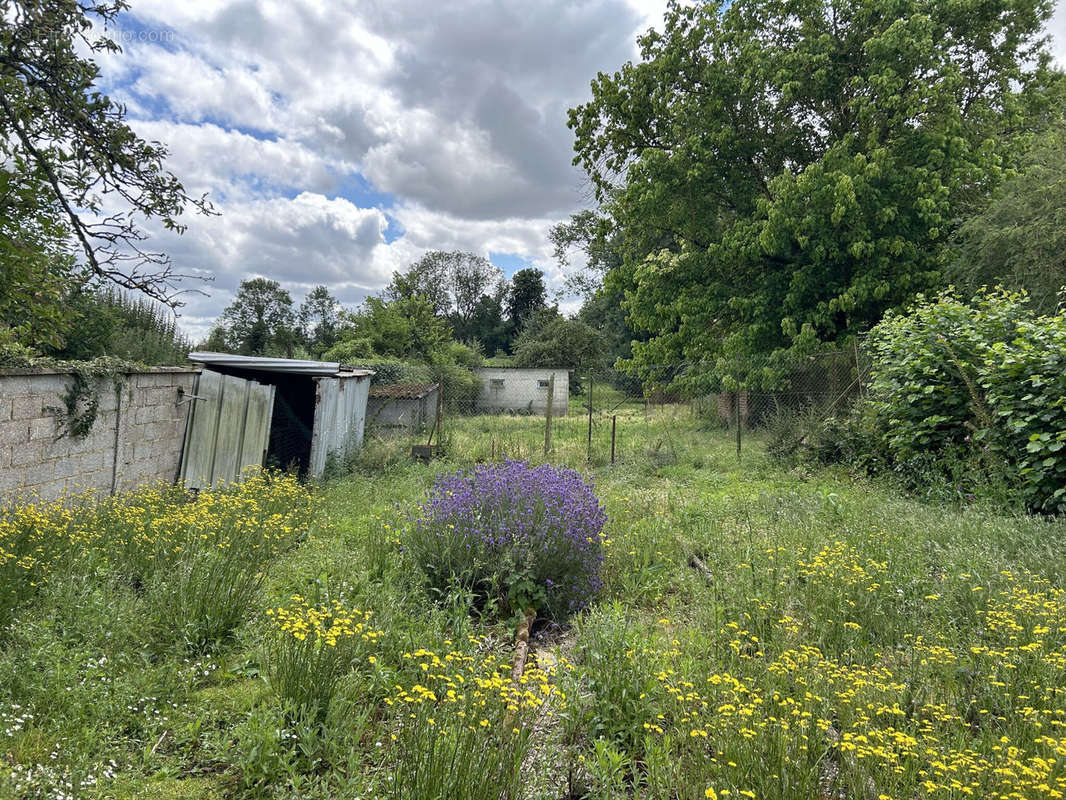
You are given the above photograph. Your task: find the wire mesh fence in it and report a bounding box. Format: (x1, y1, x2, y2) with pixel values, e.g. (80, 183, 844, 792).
(357, 346, 871, 470)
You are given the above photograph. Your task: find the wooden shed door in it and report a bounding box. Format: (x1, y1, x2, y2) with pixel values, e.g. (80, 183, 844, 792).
(179, 369, 276, 489)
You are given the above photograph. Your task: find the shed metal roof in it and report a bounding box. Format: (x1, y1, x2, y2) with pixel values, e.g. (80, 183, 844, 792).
(188, 352, 374, 378)
(368, 382, 438, 400)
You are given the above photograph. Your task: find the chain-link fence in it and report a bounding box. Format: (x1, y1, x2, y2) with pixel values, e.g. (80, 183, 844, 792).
(357, 347, 871, 469)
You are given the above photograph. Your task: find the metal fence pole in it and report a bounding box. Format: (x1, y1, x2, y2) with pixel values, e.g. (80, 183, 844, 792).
(611, 415, 617, 464)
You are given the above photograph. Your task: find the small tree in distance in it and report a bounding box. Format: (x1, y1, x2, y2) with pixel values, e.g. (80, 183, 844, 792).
(218, 278, 296, 357)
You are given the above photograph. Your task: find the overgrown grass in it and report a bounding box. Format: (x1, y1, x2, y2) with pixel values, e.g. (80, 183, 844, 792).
(2, 415, 1066, 799)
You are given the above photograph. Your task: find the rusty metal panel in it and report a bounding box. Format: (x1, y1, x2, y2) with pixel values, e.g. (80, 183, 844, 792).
(308, 375, 370, 477)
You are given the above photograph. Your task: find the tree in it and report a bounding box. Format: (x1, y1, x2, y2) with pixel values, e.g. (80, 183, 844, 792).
(0, 0, 212, 308)
(0, 169, 80, 353)
(569, 0, 1055, 385)
(948, 97, 1066, 314)
(550, 209, 623, 300)
(298, 285, 342, 358)
(506, 268, 547, 332)
(49, 289, 189, 364)
(218, 278, 296, 357)
(329, 296, 451, 362)
(551, 209, 640, 364)
(467, 291, 511, 356)
(512, 309, 605, 373)
(387, 251, 504, 339)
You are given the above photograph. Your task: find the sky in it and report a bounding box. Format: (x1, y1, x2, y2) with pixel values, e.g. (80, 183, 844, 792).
(94, 0, 1066, 341)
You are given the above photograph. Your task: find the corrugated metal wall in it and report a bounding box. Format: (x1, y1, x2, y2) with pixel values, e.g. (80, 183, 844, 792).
(308, 374, 371, 476)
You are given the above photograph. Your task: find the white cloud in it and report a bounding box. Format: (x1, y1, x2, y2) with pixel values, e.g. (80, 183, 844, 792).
(89, 0, 1064, 339)
(1050, 0, 1066, 67)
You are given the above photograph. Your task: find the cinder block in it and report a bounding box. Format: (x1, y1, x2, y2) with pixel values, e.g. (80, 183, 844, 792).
(54, 454, 86, 480)
(12, 396, 46, 420)
(30, 417, 58, 441)
(97, 388, 121, 413)
(23, 460, 55, 486)
(144, 387, 176, 406)
(133, 405, 155, 425)
(0, 419, 29, 446)
(11, 441, 45, 467)
(0, 377, 31, 397)
(36, 375, 71, 395)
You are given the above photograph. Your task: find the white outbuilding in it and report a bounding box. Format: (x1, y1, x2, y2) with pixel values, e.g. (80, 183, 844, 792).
(474, 367, 569, 416)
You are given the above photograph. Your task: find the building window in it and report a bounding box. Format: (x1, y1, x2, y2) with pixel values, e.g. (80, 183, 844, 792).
(537, 379, 550, 389)
(490, 378, 505, 388)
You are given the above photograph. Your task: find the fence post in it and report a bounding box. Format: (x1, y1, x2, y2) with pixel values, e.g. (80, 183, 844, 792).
(610, 415, 617, 465)
(735, 390, 742, 459)
(544, 373, 554, 455)
(586, 375, 593, 464)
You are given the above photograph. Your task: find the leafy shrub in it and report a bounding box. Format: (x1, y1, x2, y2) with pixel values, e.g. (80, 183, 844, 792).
(865, 289, 1066, 512)
(341, 354, 480, 414)
(407, 460, 607, 619)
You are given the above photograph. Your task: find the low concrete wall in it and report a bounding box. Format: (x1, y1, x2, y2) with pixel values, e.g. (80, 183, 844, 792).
(0, 367, 198, 502)
(475, 368, 569, 416)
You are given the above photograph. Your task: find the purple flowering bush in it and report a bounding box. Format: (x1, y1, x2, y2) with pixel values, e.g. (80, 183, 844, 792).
(408, 460, 607, 620)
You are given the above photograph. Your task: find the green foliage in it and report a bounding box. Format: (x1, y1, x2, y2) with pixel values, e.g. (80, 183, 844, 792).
(0, 170, 80, 353)
(949, 95, 1066, 313)
(865, 289, 1066, 512)
(330, 296, 450, 361)
(266, 596, 379, 724)
(47, 288, 191, 364)
(569, 0, 1056, 382)
(506, 267, 546, 331)
(147, 545, 265, 652)
(0, 0, 212, 307)
(298, 286, 343, 359)
(512, 308, 606, 372)
(561, 604, 663, 756)
(7, 428, 1066, 798)
(218, 278, 297, 357)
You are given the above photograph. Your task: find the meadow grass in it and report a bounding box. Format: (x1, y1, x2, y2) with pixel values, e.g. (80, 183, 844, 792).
(1, 411, 1065, 799)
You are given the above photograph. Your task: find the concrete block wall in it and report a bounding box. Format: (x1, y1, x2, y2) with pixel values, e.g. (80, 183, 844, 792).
(0, 367, 198, 503)
(475, 368, 570, 416)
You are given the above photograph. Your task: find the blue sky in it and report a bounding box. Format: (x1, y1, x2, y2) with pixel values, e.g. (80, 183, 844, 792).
(92, 0, 1066, 339)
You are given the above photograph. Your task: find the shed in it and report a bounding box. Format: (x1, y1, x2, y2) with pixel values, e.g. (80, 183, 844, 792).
(180, 353, 374, 487)
(366, 383, 440, 434)
(474, 367, 568, 415)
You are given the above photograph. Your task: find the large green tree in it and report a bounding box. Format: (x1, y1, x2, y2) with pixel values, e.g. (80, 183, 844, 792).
(387, 250, 504, 341)
(297, 285, 342, 358)
(218, 278, 296, 357)
(327, 296, 451, 362)
(506, 268, 547, 333)
(569, 0, 1055, 385)
(551, 210, 640, 364)
(0, 0, 212, 309)
(0, 169, 79, 353)
(948, 91, 1066, 314)
(512, 308, 605, 373)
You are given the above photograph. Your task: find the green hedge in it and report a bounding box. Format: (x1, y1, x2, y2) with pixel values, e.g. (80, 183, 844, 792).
(865, 290, 1066, 512)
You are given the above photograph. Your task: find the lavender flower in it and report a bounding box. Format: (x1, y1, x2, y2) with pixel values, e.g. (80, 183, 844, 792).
(408, 460, 607, 620)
